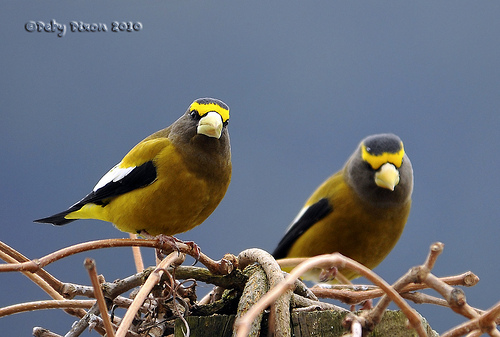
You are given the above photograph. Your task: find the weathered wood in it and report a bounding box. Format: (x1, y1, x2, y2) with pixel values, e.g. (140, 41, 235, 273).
(233, 264, 269, 337)
(175, 310, 439, 336)
(291, 309, 346, 336)
(291, 310, 438, 336)
(174, 315, 236, 337)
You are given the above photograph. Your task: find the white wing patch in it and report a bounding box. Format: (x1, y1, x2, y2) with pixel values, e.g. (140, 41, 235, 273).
(284, 205, 309, 234)
(93, 163, 136, 192)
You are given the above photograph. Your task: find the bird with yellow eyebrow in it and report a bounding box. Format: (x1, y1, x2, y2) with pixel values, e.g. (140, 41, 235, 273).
(35, 98, 231, 238)
(273, 133, 413, 281)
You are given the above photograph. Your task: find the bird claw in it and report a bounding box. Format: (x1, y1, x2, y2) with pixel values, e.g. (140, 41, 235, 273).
(350, 299, 373, 311)
(181, 240, 201, 264)
(319, 266, 338, 283)
(359, 299, 373, 310)
(155, 234, 182, 259)
(135, 231, 201, 262)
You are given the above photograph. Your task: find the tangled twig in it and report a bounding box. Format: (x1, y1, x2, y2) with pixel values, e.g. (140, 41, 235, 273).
(235, 252, 426, 337)
(1, 239, 500, 336)
(312, 271, 479, 305)
(115, 251, 185, 337)
(238, 248, 292, 337)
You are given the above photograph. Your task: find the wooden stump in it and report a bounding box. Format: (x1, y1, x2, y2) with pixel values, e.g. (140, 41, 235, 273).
(174, 310, 438, 336)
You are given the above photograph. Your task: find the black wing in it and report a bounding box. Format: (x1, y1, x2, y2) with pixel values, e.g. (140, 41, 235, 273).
(272, 198, 333, 259)
(34, 161, 157, 226)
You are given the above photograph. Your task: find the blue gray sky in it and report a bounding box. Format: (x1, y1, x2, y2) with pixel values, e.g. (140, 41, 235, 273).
(2, 2, 500, 335)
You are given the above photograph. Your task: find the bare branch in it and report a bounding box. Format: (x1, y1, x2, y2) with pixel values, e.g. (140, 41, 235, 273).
(0, 299, 94, 318)
(233, 264, 268, 337)
(0, 240, 63, 291)
(0, 238, 236, 278)
(84, 258, 115, 337)
(2, 237, 496, 336)
(311, 271, 479, 304)
(401, 292, 450, 307)
(114, 251, 185, 337)
(128, 233, 144, 273)
(33, 327, 64, 337)
(361, 242, 445, 329)
(291, 293, 347, 312)
(441, 300, 500, 337)
(238, 248, 292, 337)
(64, 302, 108, 337)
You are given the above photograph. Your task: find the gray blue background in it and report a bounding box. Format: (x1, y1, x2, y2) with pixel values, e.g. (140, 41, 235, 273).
(2, 2, 500, 335)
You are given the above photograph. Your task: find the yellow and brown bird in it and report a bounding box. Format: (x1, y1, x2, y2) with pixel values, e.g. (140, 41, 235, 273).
(272, 133, 413, 281)
(35, 98, 231, 237)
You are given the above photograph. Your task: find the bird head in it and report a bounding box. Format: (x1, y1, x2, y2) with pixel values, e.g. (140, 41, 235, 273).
(346, 133, 413, 206)
(361, 134, 405, 191)
(188, 98, 230, 139)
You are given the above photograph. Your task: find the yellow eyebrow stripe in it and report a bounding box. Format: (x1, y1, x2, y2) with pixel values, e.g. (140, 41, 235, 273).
(189, 101, 230, 123)
(361, 144, 405, 170)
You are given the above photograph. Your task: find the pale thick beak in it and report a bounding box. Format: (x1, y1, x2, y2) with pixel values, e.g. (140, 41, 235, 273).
(374, 163, 400, 191)
(197, 111, 223, 139)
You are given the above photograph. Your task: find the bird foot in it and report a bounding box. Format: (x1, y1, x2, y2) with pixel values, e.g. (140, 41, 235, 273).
(162, 236, 201, 262)
(180, 240, 202, 263)
(136, 231, 201, 262)
(350, 299, 373, 311)
(319, 266, 338, 283)
(154, 234, 182, 260)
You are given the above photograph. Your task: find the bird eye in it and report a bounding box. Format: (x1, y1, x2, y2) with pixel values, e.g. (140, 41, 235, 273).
(190, 110, 200, 120)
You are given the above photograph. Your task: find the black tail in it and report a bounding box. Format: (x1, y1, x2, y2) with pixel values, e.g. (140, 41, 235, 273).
(34, 191, 94, 226)
(34, 209, 78, 226)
